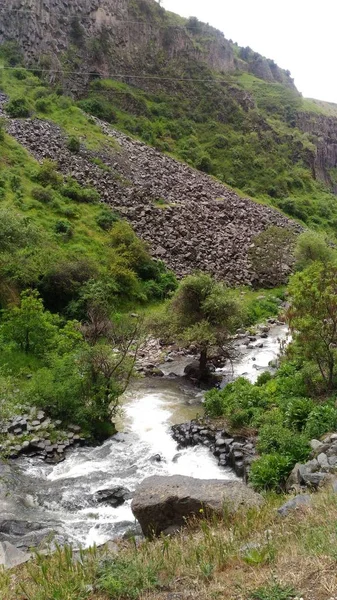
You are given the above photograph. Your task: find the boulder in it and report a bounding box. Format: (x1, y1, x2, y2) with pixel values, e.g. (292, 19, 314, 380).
(0, 542, 31, 569)
(131, 475, 263, 537)
(94, 486, 132, 507)
(278, 494, 311, 517)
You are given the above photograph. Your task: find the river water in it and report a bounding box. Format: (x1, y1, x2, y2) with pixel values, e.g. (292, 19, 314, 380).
(10, 324, 288, 548)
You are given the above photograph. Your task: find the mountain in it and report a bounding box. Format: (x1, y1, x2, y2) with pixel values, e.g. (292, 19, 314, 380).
(1, 0, 337, 290)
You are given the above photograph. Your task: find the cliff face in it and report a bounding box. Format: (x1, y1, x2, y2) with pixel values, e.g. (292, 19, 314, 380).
(0, 0, 294, 89)
(297, 112, 337, 192)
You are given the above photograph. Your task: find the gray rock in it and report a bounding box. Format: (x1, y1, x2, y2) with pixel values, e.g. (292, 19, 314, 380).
(131, 475, 263, 537)
(0, 542, 31, 569)
(310, 439, 323, 452)
(278, 494, 311, 517)
(317, 453, 330, 469)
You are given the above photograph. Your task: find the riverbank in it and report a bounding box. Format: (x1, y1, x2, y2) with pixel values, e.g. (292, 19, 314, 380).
(2, 484, 337, 600)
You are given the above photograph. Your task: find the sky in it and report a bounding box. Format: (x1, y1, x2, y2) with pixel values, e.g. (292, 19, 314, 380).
(162, 0, 337, 104)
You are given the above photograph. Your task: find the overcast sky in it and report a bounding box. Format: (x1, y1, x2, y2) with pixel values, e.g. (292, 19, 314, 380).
(162, 0, 337, 104)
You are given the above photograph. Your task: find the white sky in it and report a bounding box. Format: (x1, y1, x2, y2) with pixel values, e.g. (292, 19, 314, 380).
(163, 0, 337, 104)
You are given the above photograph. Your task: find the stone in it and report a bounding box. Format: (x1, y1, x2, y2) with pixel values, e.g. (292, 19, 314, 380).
(94, 486, 132, 507)
(310, 439, 323, 452)
(131, 475, 263, 537)
(0, 542, 31, 569)
(278, 494, 312, 516)
(317, 453, 329, 469)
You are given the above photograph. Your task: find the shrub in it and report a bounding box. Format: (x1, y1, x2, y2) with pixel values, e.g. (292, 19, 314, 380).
(39, 260, 97, 312)
(96, 208, 119, 230)
(304, 404, 337, 439)
(6, 97, 31, 118)
(31, 187, 53, 203)
(35, 98, 51, 113)
(34, 159, 63, 187)
(196, 154, 213, 174)
(283, 396, 315, 431)
(257, 422, 310, 463)
(249, 453, 292, 491)
(0, 118, 6, 142)
(61, 180, 99, 203)
(78, 98, 117, 123)
(67, 136, 81, 153)
(294, 230, 334, 270)
(55, 219, 73, 237)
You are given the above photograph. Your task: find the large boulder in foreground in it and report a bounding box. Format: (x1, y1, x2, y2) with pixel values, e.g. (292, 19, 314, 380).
(131, 475, 263, 537)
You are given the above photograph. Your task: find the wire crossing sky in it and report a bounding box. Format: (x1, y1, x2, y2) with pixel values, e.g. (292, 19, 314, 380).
(163, 0, 337, 104)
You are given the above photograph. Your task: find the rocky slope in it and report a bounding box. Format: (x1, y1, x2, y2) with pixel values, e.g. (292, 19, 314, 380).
(0, 94, 300, 284)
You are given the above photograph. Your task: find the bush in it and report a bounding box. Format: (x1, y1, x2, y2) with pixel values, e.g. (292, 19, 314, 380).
(61, 180, 99, 203)
(67, 136, 81, 153)
(283, 396, 315, 431)
(0, 118, 6, 142)
(294, 230, 334, 270)
(249, 453, 292, 491)
(35, 98, 51, 113)
(31, 187, 53, 203)
(6, 97, 31, 118)
(34, 159, 62, 187)
(55, 219, 73, 237)
(196, 154, 213, 174)
(257, 422, 310, 463)
(96, 208, 119, 230)
(304, 404, 337, 439)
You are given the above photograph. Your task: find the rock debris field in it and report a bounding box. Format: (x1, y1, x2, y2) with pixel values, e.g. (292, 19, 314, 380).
(0, 95, 300, 284)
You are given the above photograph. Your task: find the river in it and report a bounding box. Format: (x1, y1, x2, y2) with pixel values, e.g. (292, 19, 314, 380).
(6, 324, 289, 549)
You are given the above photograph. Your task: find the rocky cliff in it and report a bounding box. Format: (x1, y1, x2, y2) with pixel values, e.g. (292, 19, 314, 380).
(0, 0, 295, 91)
(297, 111, 337, 192)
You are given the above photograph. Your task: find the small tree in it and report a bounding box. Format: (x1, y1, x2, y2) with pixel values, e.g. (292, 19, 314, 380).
(249, 225, 296, 287)
(287, 262, 337, 391)
(0, 290, 59, 355)
(165, 273, 242, 381)
(294, 230, 334, 270)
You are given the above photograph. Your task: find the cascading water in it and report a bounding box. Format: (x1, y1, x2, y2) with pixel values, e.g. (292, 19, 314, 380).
(8, 324, 289, 548)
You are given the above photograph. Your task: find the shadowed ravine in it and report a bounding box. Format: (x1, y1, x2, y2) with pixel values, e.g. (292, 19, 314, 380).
(6, 325, 288, 548)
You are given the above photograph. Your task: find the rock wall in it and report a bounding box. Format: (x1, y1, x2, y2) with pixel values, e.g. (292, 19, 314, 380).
(297, 112, 337, 192)
(0, 0, 295, 90)
(0, 94, 301, 285)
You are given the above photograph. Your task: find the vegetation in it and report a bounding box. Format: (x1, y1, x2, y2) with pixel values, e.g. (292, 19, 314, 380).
(3, 488, 337, 599)
(205, 245, 337, 491)
(0, 107, 177, 438)
(157, 273, 243, 381)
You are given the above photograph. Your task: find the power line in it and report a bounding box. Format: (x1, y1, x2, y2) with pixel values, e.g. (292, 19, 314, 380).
(0, 65, 232, 84)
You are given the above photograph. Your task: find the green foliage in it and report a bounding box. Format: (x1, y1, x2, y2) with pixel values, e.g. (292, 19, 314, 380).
(165, 273, 243, 379)
(67, 135, 81, 153)
(249, 582, 297, 600)
(96, 207, 119, 230)
(61, 179, 100, 203)
(54, 219, 73, 238)
(0, 290, 59, 356)
(304, 404, 337, 439)
(249, 454, 292, 491)
(33, 159, 63, 187)
(31, 186, 53, 203)
(288, 262, 337, 391)
(6, 97, 32, 118)
(294, 230, 335, 270)
(99, 555, 160, 599)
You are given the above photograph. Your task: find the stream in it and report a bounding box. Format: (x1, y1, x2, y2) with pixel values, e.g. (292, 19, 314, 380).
(3, 324, 289, 549)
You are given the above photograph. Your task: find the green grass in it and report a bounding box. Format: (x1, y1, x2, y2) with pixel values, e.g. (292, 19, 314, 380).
(3, 489, 337, 599)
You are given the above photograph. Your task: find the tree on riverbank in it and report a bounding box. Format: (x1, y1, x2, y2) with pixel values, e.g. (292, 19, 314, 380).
(287, 262, 337, 392)
(164, 273, 243, 381)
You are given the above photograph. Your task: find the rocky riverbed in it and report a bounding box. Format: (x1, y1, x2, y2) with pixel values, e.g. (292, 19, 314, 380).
(0, 321, 289, 566)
